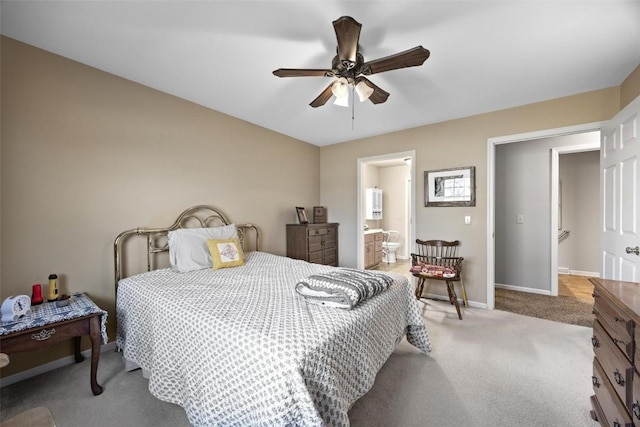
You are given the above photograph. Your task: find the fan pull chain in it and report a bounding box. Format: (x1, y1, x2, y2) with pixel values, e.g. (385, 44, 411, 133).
(351, 86, 355, 130)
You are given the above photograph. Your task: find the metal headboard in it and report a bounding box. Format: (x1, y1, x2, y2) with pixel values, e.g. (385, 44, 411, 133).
(114, 205, 259, 289)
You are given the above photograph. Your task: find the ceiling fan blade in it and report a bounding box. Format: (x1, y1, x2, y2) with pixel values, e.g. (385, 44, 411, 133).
(273, 68, 333, 78)
(360, 46, 430, 75)
(309, 83, 335, 108)
(333, 16, 362, 63)
(357, 77, 390, 104)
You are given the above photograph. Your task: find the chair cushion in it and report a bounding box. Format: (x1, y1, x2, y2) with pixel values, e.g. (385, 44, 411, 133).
(410, 262, 457, 278)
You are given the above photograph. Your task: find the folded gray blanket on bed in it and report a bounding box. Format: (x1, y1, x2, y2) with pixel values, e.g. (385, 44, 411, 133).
(295, 268, 394, 309)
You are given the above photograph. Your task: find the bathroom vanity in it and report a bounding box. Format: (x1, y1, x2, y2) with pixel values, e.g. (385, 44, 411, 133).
(364, 229, 383, 269)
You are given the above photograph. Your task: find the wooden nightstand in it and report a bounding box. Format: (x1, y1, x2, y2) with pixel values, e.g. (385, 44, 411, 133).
(0, 293, 108, 395)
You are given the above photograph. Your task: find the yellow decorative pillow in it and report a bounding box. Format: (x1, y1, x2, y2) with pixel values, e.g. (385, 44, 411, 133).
(207, 238, 244, 270)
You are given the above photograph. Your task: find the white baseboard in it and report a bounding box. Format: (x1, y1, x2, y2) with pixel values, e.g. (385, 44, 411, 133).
(495, 283, 552, 296)
(0, 341, 117, 388)
(558, 270, 599, 277)
(420, 292, 487, 309)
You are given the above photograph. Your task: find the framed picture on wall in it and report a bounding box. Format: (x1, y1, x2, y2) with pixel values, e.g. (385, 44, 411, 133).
(425, 166, 476, 207)
(296, 207, 308, 224)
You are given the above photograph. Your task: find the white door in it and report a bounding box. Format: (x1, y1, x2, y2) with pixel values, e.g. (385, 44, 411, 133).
(601, 95, 640, 281)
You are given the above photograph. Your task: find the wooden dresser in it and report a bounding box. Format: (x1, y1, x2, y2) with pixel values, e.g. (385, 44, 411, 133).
(286, 223, 339, 266)
(590, 278, 640, 427)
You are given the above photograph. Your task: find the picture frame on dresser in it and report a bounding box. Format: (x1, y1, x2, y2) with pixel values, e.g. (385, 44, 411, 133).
(296, 207, 308, 224)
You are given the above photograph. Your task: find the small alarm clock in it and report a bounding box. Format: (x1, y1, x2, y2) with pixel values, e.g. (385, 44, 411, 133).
(1, 295, 31, 321)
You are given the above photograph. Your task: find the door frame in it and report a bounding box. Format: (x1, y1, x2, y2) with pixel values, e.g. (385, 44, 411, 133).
(356, 150, 416, 269)
(550, 142, 600, 294)
(486, 122, 603, 309)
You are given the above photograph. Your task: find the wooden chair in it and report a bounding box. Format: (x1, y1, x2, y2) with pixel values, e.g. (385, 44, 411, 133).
(410, 239, 467, 320)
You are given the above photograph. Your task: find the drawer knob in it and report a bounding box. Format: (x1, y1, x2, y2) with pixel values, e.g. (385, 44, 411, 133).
(591, 336, 600, 348)
(31, 328, 56, 341)
(614, 420, 621, 427)
(633, 401, 640, 420)
(613, 369, 625, 386)
(613, 338, 625, 346)
(592, 375, 600, 388)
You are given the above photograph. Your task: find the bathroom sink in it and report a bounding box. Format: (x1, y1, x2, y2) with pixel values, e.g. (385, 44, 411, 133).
(364, 228, 383, 234)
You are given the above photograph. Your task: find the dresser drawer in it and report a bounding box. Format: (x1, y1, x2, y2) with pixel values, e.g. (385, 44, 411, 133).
(308, 235, 323, 253)
(323, 250, 337, 266)
(594, 291, 634, 361)
(308, 251, 323, 264)
(0, 315, 92, 354)
(593, 358, 634, 427)
(632, 371, 640, 424)
(635, 327, 640, 368)
(307, 226, 335, 237)
(594, 320, 634, 409)
(323, 234, 336, 249)
(374, 232, 383, 242)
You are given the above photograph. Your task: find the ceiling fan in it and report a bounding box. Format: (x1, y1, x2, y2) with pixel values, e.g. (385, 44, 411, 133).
(273, 16, 430, 108)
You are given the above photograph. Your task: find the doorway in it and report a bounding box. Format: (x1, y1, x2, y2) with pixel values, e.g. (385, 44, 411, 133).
(486, 123, 603, 309)
(356, 151, 416, 270)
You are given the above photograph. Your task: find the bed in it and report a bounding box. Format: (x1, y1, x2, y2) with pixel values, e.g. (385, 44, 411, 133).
(114, 206, 431, 426)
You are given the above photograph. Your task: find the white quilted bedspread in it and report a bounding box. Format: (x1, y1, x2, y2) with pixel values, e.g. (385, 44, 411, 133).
(116, 252, 431, 427)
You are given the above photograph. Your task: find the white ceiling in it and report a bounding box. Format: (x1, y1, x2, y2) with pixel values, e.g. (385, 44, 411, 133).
(2, 1, 639, 147)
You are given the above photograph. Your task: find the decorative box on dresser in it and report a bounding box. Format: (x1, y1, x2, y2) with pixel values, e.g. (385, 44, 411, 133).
(286, 223, 339, 266)
(590, 277, 640, 427)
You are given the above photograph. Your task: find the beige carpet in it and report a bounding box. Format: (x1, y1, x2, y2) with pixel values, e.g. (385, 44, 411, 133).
(1, 407, 55, 427)
(1, 300, 597, 427)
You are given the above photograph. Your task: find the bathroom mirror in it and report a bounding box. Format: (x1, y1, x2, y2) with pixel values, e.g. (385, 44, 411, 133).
(424, 166, 476, 207)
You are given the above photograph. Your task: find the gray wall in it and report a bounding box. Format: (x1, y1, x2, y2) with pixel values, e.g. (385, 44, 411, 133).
(495, 131, 599, 291)
(558, 151, 600, 274)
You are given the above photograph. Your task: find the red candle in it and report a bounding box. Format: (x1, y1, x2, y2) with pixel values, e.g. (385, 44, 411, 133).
(31, 284, 43, 305)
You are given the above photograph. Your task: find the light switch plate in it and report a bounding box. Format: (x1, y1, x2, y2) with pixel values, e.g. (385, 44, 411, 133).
(464, 215, 471, 225)
(516, 215, 525, 224)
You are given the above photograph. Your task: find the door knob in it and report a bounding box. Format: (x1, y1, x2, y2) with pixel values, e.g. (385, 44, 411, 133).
(626, 246, 640, 255)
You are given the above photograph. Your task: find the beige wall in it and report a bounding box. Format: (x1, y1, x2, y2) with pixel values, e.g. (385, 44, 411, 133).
(320, 88, 620, 306)
(2, 35, 637, 376)
(379, 165, 410, 259)
(558, 150, 600, 274)
(621, 63, 640, 110)
(0, 37, 320, 376)
(362, 163, 381, 230)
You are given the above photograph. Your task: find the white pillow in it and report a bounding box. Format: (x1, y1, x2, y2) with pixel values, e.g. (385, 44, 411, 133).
(168, 224, 238, 272)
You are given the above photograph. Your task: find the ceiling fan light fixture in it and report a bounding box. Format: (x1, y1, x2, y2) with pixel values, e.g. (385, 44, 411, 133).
(333, 95, 349, 107)
(355, 80, 374, 102)
(273, 16, 430, 108)
(331, 77, 349, 99)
